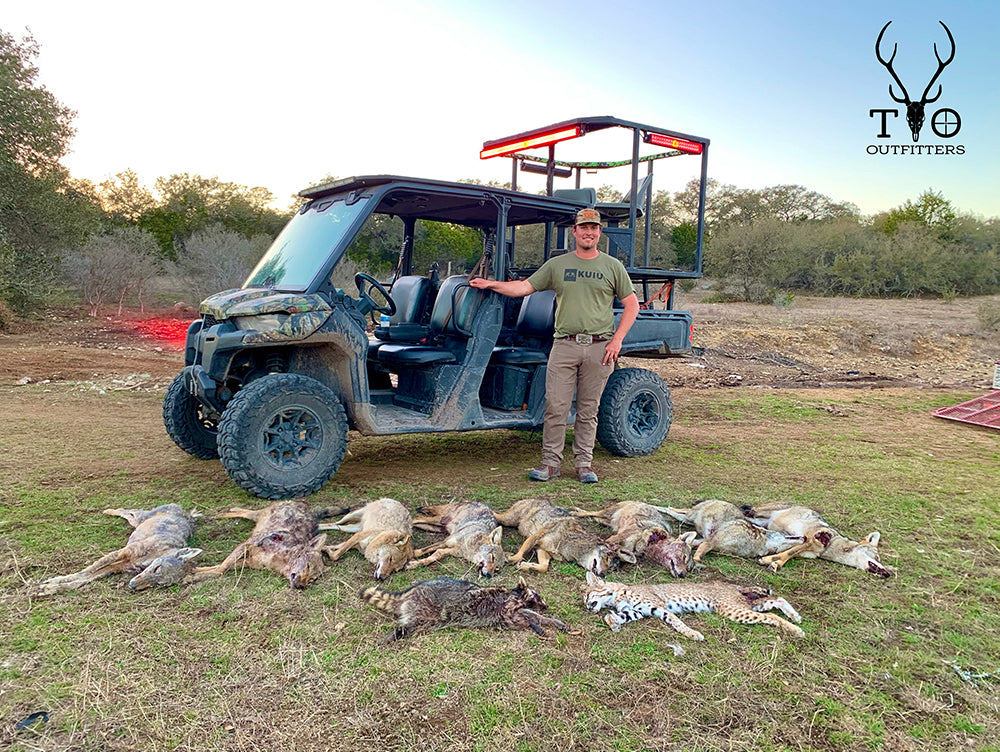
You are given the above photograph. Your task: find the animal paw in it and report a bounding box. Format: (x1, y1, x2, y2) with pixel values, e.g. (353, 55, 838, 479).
(603, 613, 624, 632)
(31, 576, 69, 597)
(758, 556, 782, 573)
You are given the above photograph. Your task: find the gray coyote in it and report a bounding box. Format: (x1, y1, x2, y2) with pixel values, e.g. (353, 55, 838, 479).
(572, 501, 697, 577)
(661, 499, 804, 563)
(188, 500, 330, 589)
(32, 504, 202, 596)
(407, 501, 505, 577)
(742, 502, 893, 577)
(494, 498, 616, 575)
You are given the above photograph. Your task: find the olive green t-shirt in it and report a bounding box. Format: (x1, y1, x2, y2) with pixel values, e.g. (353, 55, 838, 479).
(527, 252, 635, 339)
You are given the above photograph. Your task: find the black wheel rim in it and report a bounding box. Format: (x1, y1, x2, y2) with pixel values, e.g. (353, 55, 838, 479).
(197, 404, 218, 434)
(260, 405, 323, 469)
(627, 391, 659, 437)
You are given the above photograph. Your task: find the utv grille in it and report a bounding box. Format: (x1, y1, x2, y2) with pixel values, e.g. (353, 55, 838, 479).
(202, 314, 220, 328)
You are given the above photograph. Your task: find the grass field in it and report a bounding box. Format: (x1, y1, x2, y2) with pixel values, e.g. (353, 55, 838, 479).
(2, 383, 999, 752)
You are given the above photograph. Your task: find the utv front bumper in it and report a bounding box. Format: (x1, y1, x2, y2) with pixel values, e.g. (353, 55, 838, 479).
(182, 365, 226, 415)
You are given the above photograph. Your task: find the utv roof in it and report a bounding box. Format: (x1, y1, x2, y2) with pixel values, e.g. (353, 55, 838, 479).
(480, 115, 709, 164)
(298, 175, 590, 227)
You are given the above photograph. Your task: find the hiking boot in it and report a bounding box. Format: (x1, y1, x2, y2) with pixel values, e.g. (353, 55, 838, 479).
(528, 465, 561, 482)
(576, 467, 598, 484)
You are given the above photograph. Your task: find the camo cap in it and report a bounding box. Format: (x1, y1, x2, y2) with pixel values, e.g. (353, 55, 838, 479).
(574, 208, 603, 226)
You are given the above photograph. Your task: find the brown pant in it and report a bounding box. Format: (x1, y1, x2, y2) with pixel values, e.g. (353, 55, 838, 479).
(542, 339, 614, 469)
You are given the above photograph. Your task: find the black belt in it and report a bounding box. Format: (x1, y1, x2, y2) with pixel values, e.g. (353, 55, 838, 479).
(557, 334, 608, 344)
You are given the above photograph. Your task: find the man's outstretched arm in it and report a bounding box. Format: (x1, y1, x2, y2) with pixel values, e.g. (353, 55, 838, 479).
(469, 277, 537, 298)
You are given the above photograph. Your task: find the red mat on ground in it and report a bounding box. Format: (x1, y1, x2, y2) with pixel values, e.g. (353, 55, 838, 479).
(932, 390, 1000, 430)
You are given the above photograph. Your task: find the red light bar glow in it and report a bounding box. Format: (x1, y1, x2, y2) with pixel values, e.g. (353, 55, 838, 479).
(644, 132, 703, 154)
(480, 125, 582, 160)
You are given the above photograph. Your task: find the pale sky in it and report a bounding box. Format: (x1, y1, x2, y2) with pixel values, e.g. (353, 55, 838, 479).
(4, 0, 998, 217)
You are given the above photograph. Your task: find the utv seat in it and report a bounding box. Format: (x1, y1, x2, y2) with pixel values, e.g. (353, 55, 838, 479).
(367, 275, 434, 361)
(595, 174, 652, 223)
(489, 289, 555, 366)
(377, 275, 485, 370)
(377, 275, 434, 342)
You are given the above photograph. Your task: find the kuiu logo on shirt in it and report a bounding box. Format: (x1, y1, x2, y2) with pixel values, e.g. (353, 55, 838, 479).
(564, 269, 605, 282)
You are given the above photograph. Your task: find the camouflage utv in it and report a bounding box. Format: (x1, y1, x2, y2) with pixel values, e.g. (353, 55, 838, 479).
(163, 116, 709, 498)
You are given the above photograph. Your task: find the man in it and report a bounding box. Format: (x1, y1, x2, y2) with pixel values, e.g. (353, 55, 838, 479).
(470, 207, 639, 483)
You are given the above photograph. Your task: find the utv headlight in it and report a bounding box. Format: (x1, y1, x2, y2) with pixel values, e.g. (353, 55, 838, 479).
(233, 314, 290, 333)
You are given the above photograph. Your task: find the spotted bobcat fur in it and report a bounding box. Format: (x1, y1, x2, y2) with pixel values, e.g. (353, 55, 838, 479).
(583, 572, 804, 640)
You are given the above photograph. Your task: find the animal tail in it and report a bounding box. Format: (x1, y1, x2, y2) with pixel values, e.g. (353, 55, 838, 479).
(314, 506, 352, 521)
(359, 584, 404, 614)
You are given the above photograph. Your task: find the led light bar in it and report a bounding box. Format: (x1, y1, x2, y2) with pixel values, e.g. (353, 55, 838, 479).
(520, 161, 573, 178)
(643, 132, 703, 154)
(480, 125, 582, 160)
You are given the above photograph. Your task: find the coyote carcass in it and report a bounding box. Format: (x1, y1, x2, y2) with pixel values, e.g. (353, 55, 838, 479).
(494, 498, 615, 575)
(32, 504, 202, 596)
(407, 501, 505, 577)
(187, 500, 329, 589)
(572, 501, 697, 577)
(360, 576, 574, 642)
(661, 499, 804, 563)
(743, 502, 893, 577)
(320, 497, 413, 580)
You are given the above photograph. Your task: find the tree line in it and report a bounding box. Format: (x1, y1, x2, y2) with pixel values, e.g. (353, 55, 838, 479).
(2, 28, 998, 329)
(682, 181, 1000, 304)
(0, 30, 291, 320)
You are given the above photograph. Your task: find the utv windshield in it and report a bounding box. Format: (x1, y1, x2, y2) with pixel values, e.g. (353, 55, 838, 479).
(244, 195, 371, 290)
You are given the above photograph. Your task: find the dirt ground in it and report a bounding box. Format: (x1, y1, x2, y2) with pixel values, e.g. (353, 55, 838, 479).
(2, 294, 995, 496)
(655, 291, 998, 390)
(2, 293, 996, 394)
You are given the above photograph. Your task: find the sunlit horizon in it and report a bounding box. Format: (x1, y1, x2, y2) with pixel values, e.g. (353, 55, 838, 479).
(5, 0, 998, 219)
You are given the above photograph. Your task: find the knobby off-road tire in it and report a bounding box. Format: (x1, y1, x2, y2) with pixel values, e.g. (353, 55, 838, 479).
(596, 367, 673, 456)
(217, 373, 348, 499)
(163, 372, 220, 459)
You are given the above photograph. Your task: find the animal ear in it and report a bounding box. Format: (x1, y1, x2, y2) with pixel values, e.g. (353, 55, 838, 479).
(617, 550, 637, 565)
(585, 571, 602, 585)
(680, 531, 698, 545)
(489, 526, 503, 545)
(399, 534, 412, 547)
(866, 532, 881, 547)
(516, 575, 528, 591)
(176, 547, 203, 562)
(309, 533, 328, 549)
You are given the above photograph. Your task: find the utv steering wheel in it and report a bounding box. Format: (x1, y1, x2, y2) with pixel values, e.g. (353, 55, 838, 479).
(354, 273, 397, 317)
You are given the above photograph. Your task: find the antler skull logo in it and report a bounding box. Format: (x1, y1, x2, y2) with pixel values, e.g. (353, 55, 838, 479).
(875, 21, 956, 142)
